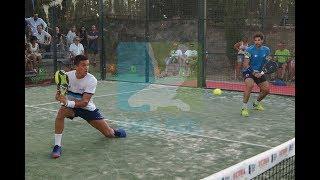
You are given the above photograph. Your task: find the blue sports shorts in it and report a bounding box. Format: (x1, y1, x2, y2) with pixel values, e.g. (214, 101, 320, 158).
(71, 108, 104, 121)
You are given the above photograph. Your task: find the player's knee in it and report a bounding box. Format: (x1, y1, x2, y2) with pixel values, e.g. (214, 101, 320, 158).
(57, 107, 70, 119)
(262, 88, 270, 94)
(246, 83, 254, 89)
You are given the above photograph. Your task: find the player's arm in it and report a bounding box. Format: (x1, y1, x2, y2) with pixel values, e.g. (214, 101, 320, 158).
(58, 93, 93, 108)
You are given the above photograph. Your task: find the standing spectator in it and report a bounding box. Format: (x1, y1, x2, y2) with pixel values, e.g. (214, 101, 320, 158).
(35, 25, 52, 52)
(87, 25, 99, 67)
(288, 50, 295, 82)
(25, 12, 47, 36)
(66, 25, 77, 49)
(119, 25, 128, 41)
(53, 26, 65, 52)
(78, 26, 88, 56)
(184, 43, 198, 77)
(234, 37, 249, 80)
(26, 36, 42, 72)
(274, 41, 291, 80)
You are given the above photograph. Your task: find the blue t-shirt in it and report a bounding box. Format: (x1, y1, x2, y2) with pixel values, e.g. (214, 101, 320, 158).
(244, 45, 270, 71)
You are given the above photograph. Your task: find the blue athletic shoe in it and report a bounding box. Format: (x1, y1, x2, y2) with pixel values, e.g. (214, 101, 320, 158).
(114, 129, 126, 138)
(52, 145, 62, 158)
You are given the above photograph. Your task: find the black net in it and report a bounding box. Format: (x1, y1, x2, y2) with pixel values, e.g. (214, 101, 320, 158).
(252, 156, 295, 180)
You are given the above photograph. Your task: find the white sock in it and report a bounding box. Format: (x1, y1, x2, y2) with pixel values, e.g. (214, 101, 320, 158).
(242, 103, 248, 109)
(55, 134, 63, 146)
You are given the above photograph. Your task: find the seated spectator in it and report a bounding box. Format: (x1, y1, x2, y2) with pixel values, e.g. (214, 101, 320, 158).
(274, 41, 291, 80)
(35, 24, 52, 52)
(25, 25, 33, 43)
(26, 36, 42, 72)
(69, 36, 84, 58)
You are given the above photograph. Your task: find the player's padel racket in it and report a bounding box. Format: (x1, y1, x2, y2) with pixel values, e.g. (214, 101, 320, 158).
(261, 60, 278, 74)
(54, 70, 69, 96)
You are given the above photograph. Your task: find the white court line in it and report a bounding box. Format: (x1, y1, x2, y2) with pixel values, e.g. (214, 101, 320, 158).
(28, 85, 168, 107)
(25, 105, 273, 149)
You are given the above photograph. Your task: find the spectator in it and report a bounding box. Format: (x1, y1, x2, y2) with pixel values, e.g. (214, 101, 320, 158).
(69, 36, 84, 58)
(288, 50, 295, 82)
(25, 12, 48, 36)
(274, 41, 291, 80)
(184, 43, 198, 77)
(25, 25, 33, 43)
(78, 26, 88, 55)
(35, 24, 52, 52)
(53, 26, 65, 52)
(66, 25, 77, 49)
(280, 11, 289, 26)
(234, 37, 249, 80)
(25, 42, 35, 72)
(26, 36, 42, 72)
(87, 25, 99, 66)
(119, 25, 128, 41)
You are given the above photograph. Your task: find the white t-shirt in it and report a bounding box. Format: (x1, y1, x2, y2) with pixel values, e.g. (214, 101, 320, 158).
(66, 31, 77, 45)
(170, 49, 183, 57)
(66, 70, 97, 111)
(184, 50, 198, 57)
(238, 41, 248, 55)
(35, 30, 51, 44)
(25, 17, 47, 35)
(69, 43, 84, 56)
(28, 43, 39, 53)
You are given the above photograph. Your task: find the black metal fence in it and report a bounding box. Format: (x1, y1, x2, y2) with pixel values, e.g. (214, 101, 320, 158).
(25, 0, 295, 92)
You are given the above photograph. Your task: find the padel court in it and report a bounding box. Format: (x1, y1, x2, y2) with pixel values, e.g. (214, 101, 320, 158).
(25, 81, 294, 179)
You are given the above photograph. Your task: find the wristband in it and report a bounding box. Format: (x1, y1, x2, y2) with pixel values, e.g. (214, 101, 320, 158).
(65, 100, 75, 108)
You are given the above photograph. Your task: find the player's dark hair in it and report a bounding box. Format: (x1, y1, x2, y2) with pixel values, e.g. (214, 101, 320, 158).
(253, 32, 264, 40)
(74, 55, 88, 66)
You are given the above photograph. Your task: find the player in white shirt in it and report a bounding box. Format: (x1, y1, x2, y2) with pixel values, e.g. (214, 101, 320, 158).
(52, 55, 126, 158)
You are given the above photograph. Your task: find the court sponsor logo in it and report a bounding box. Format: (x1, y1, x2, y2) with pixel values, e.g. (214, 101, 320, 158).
(271, 153, 277, 163)
(221, 177, 230, 180)
(233, 168, 246, 179)
(248, 164, 256, 174)
(279, 147, 288, 157)
(289, 143, 294, 152)
(258, 157, 270, 168)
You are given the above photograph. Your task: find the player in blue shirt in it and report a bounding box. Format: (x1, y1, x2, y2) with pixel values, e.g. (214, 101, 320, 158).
(241, 32, 271, 117)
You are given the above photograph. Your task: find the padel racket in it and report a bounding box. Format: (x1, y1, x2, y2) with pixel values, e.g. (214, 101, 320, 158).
(261, 60, 278, 74)
(54, 70, 69, 96)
